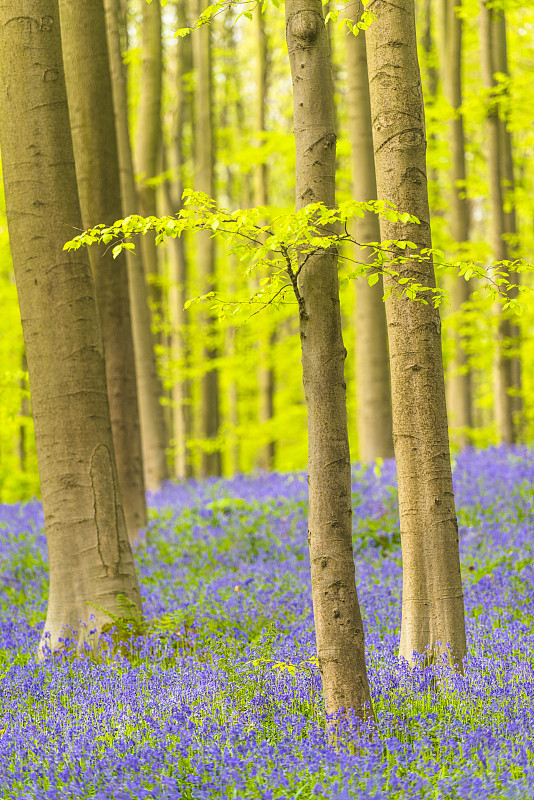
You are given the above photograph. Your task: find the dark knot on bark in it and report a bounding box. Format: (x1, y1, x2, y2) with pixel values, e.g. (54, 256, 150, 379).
(290, 10, 320, 42)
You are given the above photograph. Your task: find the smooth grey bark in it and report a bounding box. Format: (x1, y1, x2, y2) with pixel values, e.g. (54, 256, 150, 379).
(136, 0, 164, 321)
(344, 2, 394, 463)
(58, 0, 147, 545)
(441, 0, 473, 445)
(286, 0, 373, 722)
(480, 0, 519, 444)
(254, 8, 276, 471)
(492, 8, 522, 434)
(366, 0, 467, 666)
(165, 0, 192, 480)
(104, 0, 170, 489)
(193, 0, 221, 476)
(0, 0, 142, 652)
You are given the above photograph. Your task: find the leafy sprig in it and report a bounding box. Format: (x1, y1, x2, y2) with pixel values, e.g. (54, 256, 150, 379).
(64, 190, 529, 321)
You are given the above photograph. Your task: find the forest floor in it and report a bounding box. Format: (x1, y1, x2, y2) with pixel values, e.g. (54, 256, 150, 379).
(1, 447, 533, 799)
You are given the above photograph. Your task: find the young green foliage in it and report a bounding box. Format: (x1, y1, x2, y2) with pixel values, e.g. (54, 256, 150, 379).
(64, 190, 528, 318)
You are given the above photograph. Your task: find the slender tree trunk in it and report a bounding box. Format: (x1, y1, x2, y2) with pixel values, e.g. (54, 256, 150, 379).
(104, 0, 170, 488)
(443, 0, 473, 445)
(220, 7, 242, 476)
(493, 9, 522, 433)
(193, 0, 221, 476)
(480, 0, 516, 444)
(286, 0, 372, 722)
(366, 0, 467, 666)
(0, 0, 142, 652)
(58, 0, 147, 545)
(345, 2, 394, 463)
(254, 8, 276, 470)
(421, 0, 438, 190)
(162, 153, 190, 480)
(136, 0, 165, 330)
(165, 0, 193, 480)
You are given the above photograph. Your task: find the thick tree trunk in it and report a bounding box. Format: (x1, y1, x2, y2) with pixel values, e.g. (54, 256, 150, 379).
(104, 0, 170, 488)
(442, 0, 473, 445)
(254, 9, 276, 471)
(345, 3, 394, 463)
(366, 0, 467, 666)
(0, 0, 142, 652)
(480, 1, 517, 444)
(286, 0, 372, 721)
(58, 0, 147, 545)
(193, 0, 221, 476)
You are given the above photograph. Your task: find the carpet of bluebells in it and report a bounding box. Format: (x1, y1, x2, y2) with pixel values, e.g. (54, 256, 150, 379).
(1, 447, 534, 799)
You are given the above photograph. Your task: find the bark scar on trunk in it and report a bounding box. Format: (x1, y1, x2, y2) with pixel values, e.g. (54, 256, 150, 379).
(305, 133, 337, 153)
(288, 9, 320, 43)
(90, 443, 121, 578)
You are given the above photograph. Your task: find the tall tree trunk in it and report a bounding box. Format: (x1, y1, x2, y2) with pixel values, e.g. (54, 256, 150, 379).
(193, 0, 221, 476)
(480, 0, 517, 444)
(162, 151, 190, 480)
(164, 0, 193, 480)
(58, 0, 147, 545)
(443, 0, 473, 445)
(492, 8, 522, 434)
(0, 0, 142, 652)
(286, 0, 372, 721)
(345, 2, 394, 463)
(366, 0, 467, 666)
(105, 0, 170, 489)
(254, 8, 276, 471)
(136, 0, 165, 331)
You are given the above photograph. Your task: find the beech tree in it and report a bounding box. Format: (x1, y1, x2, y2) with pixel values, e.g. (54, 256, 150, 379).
(104, 0, 170, 490)
(164, 0, 193, 479)
(0, 0, 142, 652)
(136, 0, 164, 321)
(480, 0, 521, 444)
(344, 0, 394, 462)
(254, 8, 276, 471)
(193, 0, 222, 476)
(58, 0, 147, 545)
(441, 0, 473, 445)
(285, 0, 372, 719)
(366, 0, 467, 665)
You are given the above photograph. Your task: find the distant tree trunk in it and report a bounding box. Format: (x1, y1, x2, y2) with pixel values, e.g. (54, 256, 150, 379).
(0, 0, 142, 652)
(162, 151, 190, 479)
(443, 0, 473, 445)
(480, 0, 518, 444)
(254, 9, 276, 471)
(286, 0, 373, 722)
(492, 8, 522, 435)
(58, 0, 147, 545)
(136, 0, 165, 325)
(420, 0, 440, 208)
(219, 6, 242, 476)
(163, 0, 192, 479)
(104, 0, 170, 489)
(366, 0, 467, 666)
(345, 3, 394, 463)
(193, 0, 221, 476)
